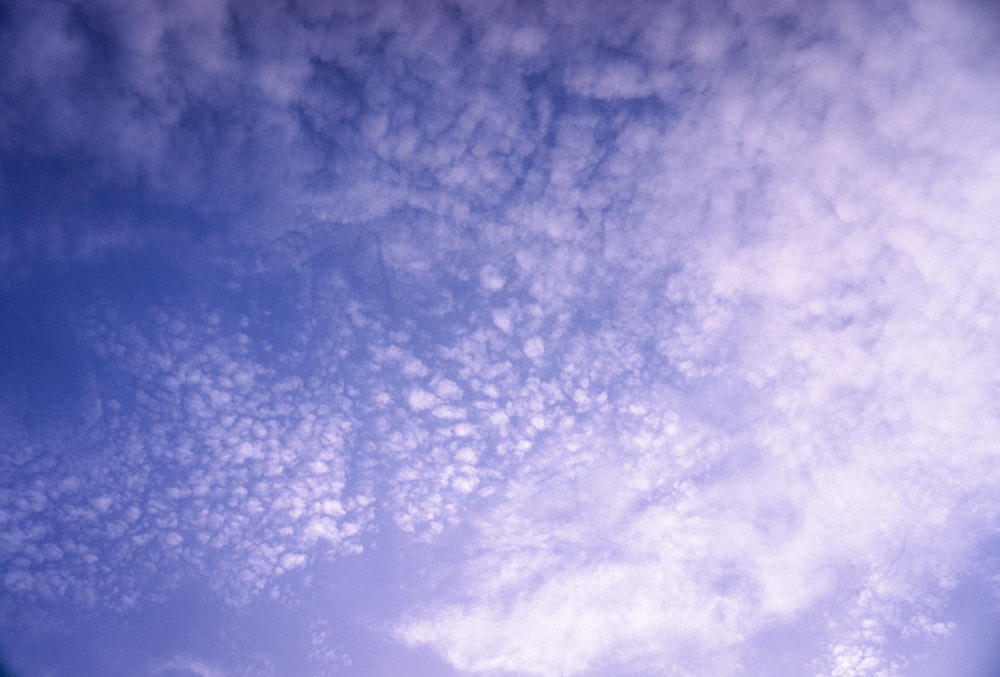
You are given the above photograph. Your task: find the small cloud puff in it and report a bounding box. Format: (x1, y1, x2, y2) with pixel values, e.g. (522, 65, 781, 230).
(523, 336, 545, 361)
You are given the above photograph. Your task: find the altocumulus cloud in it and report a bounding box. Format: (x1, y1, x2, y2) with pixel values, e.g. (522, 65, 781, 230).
(2, 0, 1000, 675)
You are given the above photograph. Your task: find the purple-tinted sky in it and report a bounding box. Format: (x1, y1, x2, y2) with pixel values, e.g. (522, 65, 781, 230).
(2, 1, 1000, 675)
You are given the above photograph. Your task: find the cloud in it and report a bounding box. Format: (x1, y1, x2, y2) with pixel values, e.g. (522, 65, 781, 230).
(387, 1, 1000, 674)
(0, 296, 372, 609)
(154, 656, 226, 677)
(2, 0, 1000, 674)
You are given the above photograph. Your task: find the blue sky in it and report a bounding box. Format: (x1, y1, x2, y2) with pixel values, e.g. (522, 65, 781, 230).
(2, 0, 1000, 675)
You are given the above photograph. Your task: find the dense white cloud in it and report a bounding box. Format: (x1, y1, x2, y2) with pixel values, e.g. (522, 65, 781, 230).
(389, 1, 1000, 675)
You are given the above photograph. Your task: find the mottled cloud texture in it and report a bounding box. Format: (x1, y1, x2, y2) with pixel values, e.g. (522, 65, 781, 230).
(2, 0, 1000, 675)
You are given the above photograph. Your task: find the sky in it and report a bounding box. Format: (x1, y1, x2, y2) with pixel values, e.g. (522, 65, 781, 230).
(2, 0, 1000, 675)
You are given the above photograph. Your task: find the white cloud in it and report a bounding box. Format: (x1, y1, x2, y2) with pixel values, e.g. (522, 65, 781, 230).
(407, 388, 439, 412)
(279, 552, 307, 570)
(491, 308, 513, 333)
(386, 2, 1000, 674)
(478, 265, 506, 292)
(523, 336, 545, 361)
(154, 656, 226, 677)
(5, 1, 1000, 675)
